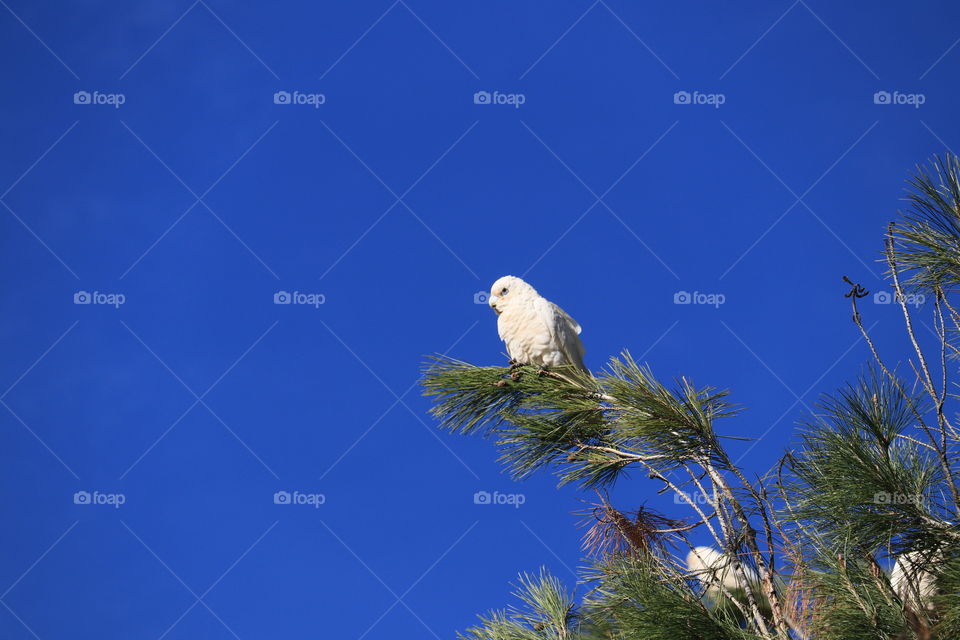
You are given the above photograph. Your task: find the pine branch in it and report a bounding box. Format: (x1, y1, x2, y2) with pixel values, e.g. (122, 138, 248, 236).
(425, 155, 960, 640)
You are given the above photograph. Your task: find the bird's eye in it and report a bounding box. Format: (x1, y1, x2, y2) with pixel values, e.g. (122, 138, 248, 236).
(500, 287, 509, 295)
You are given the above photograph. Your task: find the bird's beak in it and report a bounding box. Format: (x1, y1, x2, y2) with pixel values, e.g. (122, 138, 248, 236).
(488, 294, 499, 313)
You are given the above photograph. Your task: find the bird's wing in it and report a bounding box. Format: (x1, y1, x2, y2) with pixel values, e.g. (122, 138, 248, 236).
(535, 297, 586, 370)
(554, 304, 586, 370)
(555, 305, 581, 335)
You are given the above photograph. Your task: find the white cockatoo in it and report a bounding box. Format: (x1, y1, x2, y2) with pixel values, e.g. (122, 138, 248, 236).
(686, 546, 760, 595)
(487, 275, 586, 371)
(890, 550, 938, 609)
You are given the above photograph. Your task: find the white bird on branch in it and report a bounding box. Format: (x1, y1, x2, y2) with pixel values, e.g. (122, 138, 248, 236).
(890, 550, 939, 609)
(487, 275, 586, 371)
(686, 546, 760, 595)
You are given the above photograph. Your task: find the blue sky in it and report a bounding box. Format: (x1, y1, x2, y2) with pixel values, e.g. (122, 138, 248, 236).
(1, 1, 958, 637)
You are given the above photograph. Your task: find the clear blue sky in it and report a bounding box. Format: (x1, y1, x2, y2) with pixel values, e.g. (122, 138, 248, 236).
(1, 1, 957, 637)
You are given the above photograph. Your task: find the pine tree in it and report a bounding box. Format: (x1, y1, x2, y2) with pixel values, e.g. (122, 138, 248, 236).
(421, 155, 960, 640)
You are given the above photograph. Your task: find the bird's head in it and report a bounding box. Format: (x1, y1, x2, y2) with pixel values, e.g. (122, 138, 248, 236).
(487, 275, 536, 315)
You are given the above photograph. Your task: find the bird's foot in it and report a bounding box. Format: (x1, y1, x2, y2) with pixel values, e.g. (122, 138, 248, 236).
(508, 360, 529, 381)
